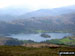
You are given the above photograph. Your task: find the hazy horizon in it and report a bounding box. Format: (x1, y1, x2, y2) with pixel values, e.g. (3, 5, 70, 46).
(0, 0, 75, 11)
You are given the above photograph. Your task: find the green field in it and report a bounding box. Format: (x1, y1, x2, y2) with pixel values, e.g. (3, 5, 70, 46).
(0, 46, 75, 56)
(43, 36, 75, 46)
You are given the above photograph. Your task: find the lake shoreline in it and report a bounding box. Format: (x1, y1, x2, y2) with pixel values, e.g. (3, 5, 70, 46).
(7, 33, 72, 42)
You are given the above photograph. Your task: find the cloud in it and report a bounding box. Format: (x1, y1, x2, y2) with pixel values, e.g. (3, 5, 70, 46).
(0, 0, 75, 10)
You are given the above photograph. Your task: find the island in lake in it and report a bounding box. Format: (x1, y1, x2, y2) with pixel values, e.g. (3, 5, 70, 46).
(40, 33, 51, 38)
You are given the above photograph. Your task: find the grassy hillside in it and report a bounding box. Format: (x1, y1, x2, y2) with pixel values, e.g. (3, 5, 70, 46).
(60, 36, 75, 45)
(0, 36, 23, 45)
(42, 36, 75, 46)
(0, 46, 75, 56)
(0, 12, 75, 35)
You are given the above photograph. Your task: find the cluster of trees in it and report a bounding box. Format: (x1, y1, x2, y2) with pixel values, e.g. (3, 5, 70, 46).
(0, 36, 23, 46)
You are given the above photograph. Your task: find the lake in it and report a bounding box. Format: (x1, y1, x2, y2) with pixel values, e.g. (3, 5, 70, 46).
(9, 33, 72, 42)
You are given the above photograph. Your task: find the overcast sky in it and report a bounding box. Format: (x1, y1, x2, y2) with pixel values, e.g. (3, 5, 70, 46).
(0, 0, 75, 10)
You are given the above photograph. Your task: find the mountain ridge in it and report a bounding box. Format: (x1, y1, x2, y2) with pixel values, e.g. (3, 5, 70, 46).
(0, 5, 75, 21)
